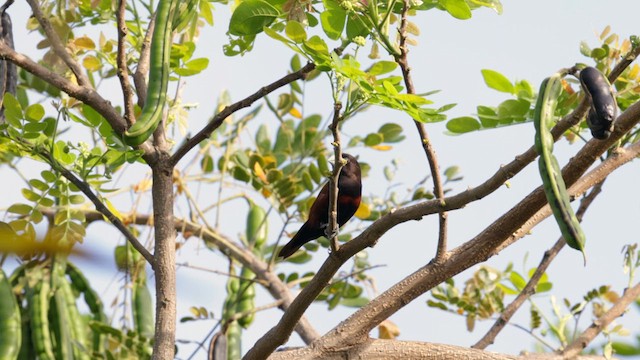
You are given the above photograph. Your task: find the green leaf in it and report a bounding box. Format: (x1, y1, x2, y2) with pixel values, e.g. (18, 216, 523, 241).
(481, 69, 514, 94)
(21, 188, 41, 202)
(25, 104, 45, 122)
(440, 0, 472, 20)
(340, 296, 369, 308)
(536, 282, 553, 293)
(201, 154, 214, 173)
(320, 9, 346, 40)
(378, 123, 404, 143)
(7, 203, 32, 215)
(446, 116, 480, 133)
(364, 133, 383, 146)
(368, 61, 397, 75)
(3, 93, 23, 128)
(185, 58, 209, 72)
(229, 0, 279, 36)
(426, 299, 448, 310)
(509, 271, 526, 291)
(82, 104, 104, 126)
(346, 14, 369, 40)
(285, 21, 307, 43)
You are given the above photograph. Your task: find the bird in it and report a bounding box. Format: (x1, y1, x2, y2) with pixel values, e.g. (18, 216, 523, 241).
(278, 153, 362, 259)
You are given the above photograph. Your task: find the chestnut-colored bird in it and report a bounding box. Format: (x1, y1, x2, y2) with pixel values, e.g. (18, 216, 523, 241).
(278, 153, 362, 259)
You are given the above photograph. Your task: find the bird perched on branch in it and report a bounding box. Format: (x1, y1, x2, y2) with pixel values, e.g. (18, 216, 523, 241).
(278, 153, 362, 259)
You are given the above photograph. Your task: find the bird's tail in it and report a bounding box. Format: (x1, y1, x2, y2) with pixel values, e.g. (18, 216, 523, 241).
(278, 222, 321, 259)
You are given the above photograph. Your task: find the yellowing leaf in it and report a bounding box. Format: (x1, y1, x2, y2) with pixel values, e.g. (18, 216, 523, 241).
(629, 64, 639, 80)
(354, 202, 371, 219)
(134, 178, 153, 193)
(378, 320, 400, 339)
(254, 162, 267, 183)
(83, 55, 102, 71)
(75, 36, 96, 50)
(289, 107, 302, 119)
(371, 145, 392, 151)
(104, 199, 123, 221)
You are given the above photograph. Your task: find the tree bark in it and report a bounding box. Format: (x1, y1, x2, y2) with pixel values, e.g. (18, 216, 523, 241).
(150, 151, 177, 360)
(268, 339, 616, 360)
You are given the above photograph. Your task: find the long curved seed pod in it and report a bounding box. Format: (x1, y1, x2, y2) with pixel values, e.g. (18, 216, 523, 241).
(59, 277, 90, 359)
(123, 0, 177, 146)
(579, 67, 617, 139)
(29, 279, 55, 360)
(534, 74, 587, 263)
(65, 262, 106, 353)
(0, 268, 21, 359)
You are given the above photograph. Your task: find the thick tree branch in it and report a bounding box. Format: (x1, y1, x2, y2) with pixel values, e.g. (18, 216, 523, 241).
(0, 42, 139, 140)
(149, 153, 177, 360)
(116, 0, 136, 126)
(395, 0, 448, 262)
(245, 99, 640, 359)
(472, 182, 605, 349)
(26, 0, 90, 87)
(327, 102, 344, 253)
(562, 282, 640, 358)
(169, 62, 316, 166)
(268, 339, 616, 360)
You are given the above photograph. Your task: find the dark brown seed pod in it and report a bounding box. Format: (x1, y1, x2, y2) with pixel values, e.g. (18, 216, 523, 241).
(586, 109, 613, 140)
(579, 67, 617, 139)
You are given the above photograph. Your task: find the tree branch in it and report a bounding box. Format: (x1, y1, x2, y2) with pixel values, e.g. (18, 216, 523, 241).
(26, 0, 90, 87)
(268, 339, 617, 360)
(116, 0, 136, 126)
(327, 102, 344, 253)
(396, 0, 448, 262)
(149, 153, 177, 360)
(472, 182, 605, 349)
(133, 14, 155, 109)
(562, 282, 640, 358)
(169, 62, 316, 166)
(0, 42, 132, 137)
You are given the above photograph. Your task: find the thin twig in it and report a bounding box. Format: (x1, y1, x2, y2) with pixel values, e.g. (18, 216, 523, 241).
(562, 282, 640, 358)
(396, 0, 448, 262)
(472, 182, 605, 349)
(327, 102, 344, 253)
(169, 62, 316, 166)
(26, 0, 90, 87)
(134, 13, 156, 108)
(116, 0, 136, 126)
(32, 147, 155, 266)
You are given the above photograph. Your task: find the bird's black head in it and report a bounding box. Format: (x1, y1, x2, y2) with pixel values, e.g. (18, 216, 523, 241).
(339, 153, 362, 191)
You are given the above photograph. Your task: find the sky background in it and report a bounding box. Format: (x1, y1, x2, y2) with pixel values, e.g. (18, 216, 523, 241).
(2, 1, 640, 359)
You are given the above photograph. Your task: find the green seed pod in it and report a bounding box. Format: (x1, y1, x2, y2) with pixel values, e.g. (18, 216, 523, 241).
(29, 280, 55, 360)
(246, 203, 268, 250)
(132, 278, 154, 339)
(534, 74, 587, 262)
(0, 269, 21, 359)
(123, 0, 177, 146)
